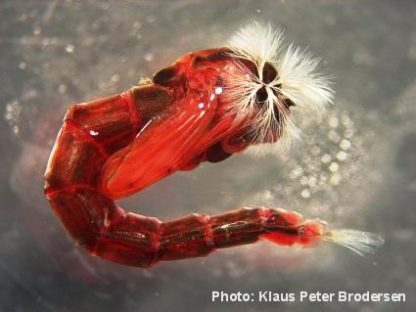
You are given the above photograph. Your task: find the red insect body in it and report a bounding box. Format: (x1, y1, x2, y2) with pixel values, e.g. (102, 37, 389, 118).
(44, 48, 326, 267)
(44, 25, 384, 266)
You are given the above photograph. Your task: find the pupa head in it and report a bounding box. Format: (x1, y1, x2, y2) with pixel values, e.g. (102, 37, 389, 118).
(222, 22, 334, 150)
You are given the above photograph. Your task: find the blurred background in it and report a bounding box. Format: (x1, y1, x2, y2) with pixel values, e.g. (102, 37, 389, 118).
(1, 0, 416, 311)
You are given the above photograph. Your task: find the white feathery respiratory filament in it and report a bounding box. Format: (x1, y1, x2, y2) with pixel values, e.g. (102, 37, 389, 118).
(224, 22, 334, 150)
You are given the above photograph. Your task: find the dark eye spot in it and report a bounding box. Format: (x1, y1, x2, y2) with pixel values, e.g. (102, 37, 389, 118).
(255, 63, 280, 106)
(153, 66, 177, 86)
(262, 62, 278, 84)
(285, 98, 295, 108)
(256, 86, 268, 103)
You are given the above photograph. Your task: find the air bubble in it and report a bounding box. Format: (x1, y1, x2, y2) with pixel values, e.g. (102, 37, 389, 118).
(300, 176, 308, 185)
(341, 113, 353, 126)
(336, 151, 348, 161)
(146, 15, 156, 23)
(328, 130, 341, 143)
(289, 167, 303, 179)
(321, 154, 332, 164)
(329, 116, 339, 128)
(301, 189, 311, 198)
(58, 84, 67, 94)
(311, 145, 321, 156)
(144, 53, 154, 62)
(330, 173, 342, 185)
(344, 128, 354, 138)
(328, 162, 339, 172)
(65, 44, 75, 53)
(18, 62, 26, 70)
(262, 190, 274, 202)
(319, 172, 328, 183)
(340, 139, 351, 150)
(308, 177, 317, 187)
(33, 26, 41, 35)
(133, 21, 142, 30)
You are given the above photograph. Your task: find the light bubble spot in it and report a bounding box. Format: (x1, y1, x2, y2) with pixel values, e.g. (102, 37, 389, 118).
(133, 21, 142, 30)
(146, 15, 156, 23)
(33, 26, 41, 35)
(328, 130, 341, 143)
(301, 189, 311, 198)
(58, 84, 67, 94)
(319, 172, 328, 183)
(340, 139, 351, 150)
(311, 145, 321, 156)
(321, 154, 332, 164)
(308, 176, 317, 187)
(344, 128, 354, 138)
(328, 162, 339, 172)
(65, 44, 75, 53)
(262, 190, 274, 202)
(289, 166, 303, 179)
(329, 116, 339, 128)
(341, 115, 353, 127)
(300, 176, 309, 185)
(336, 151, 348, 161)
(144, 53, 154, 62)
(4, 100, 22, 123)
(330, 173, 342, 185)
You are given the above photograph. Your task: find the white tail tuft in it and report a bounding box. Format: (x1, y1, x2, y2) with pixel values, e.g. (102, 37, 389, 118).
(323, 229, 384, 257)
